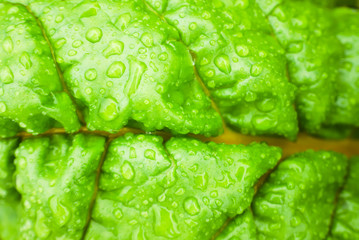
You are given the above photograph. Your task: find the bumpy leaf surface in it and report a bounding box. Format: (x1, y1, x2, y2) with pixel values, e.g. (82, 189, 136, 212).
(14, 0, 222, 137)
(326, 8, 359, 128)
(330, 157, 359, 239)
(85, 133, 281, 240)
(0, 138, 20, 240)
(258, 0, 344, 136)
(0, 2, 81, 137)
(216, 210, 257, 240)
(14, 134, 105, 240)
(160, 0, 298, 139)
(253, 150, 348, 239)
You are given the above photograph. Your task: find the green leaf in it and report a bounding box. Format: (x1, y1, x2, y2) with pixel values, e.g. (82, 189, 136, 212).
(0, 138, 21, 240)
(0, 2, 81, 137)
(262, 0, 345, 136)
(24, 0, 222, 137)
(330, 157, 359, 239)
(85, 133, 281, 240)
(216, 210, 257, 240)
(163, 0, 298, 139)
(14, 134, 105, 240)
(253, 150, 348, 239)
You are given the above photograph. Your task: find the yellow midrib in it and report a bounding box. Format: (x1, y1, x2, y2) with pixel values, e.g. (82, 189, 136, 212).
(16, 126, 359, 157)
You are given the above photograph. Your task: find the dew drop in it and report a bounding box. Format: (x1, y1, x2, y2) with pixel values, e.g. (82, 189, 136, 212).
(256, 98, 275, 112)
(49, 196, 71, 227)
(184, 197, 201, 216)
(18, 157, 27, 169)
(34, 210, 51, 238)
(2, 37, 13, 53)
(68, 49, 77, 56)
(0, 102, 7, 113)
(72, 40, 83, 48)
(99, 98, 119, 121)
(235, 45, 249, 57)
(144, 149, 156, 160)
(158, 52, 168, 61)
(250, 64, 263, 76)
(103, 40, 124, 58)
(189, 22, 197, 30)
(121, 161, 135, 180)
(153, 205, 180, 238)
(85, 87, 93, 95)
(252, 115, 277, 131)
(85, 68, 97, 81)
(86, 27, 103, 43)
(20, 52, 32, 69)
(55, 14, 64, 23)
(106, 61, 126, 78)
(214, 54, 231, 74)
(113, 208, 123, 219)
(0, 66, 13, 84)
(141, 32, 153, 47)
(54, 38, 67, 49)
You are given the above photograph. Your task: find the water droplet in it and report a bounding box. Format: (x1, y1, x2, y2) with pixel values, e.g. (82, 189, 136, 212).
(290, 216, 301, 227)
(287, 181, 295, 190)
(7, 6, 19, 14)
(245, 91, 257, 102)
(54, 38, 66, 49)
(72, 40, 83, 48)
(256, 98, 275, 112)
(250, 64, 262, 76)
(155, 84, 164, 94)
(214, 54, 231, 74)
(130, 147, 137, 158)
(106, 61, 126, 78)
(85, 68, 97, 81)
(103, 40, 124, 58)
(202, 11, 211, 19)
(152, 205, 180, 238)
(19, 52, 32, 69)
(124, 57, 147, 96)
(236, 45, 249, 57)
(116, 13, 131, 30)
(287, 42, 303, 53)
(237, 0, 249, 9)
(205, 70, 215, 78)
(144, 149, 156, 160)
(113, 208, 123, 219)
(194, 172, 208, 190)
(49, 196, 71, 226)
(55, 14, 64, 23)
(121, 161, 135, 180)
(0, 66, 13, 84)
(0, 102, 7, 113)
(86, 27, 103, 43)
(17, 157, 27, 169)
(68, 49, 77, 56)
(184, 197, 201, 216)
(99, 98, 119, 121)
(252, 115, 277, 131)
(158, 52, 168, 61)
(85, 87, 93, 95)
(210, 190, 218, 198)
(141, 32, 153, 47)
(189, 22, 197, 30)
(80, 8, 97, 18)
(200, 57, 209, 66)
(175, 188, 185, 195)
(35, 210, 51, 238)
(2, 37, 13, 53)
